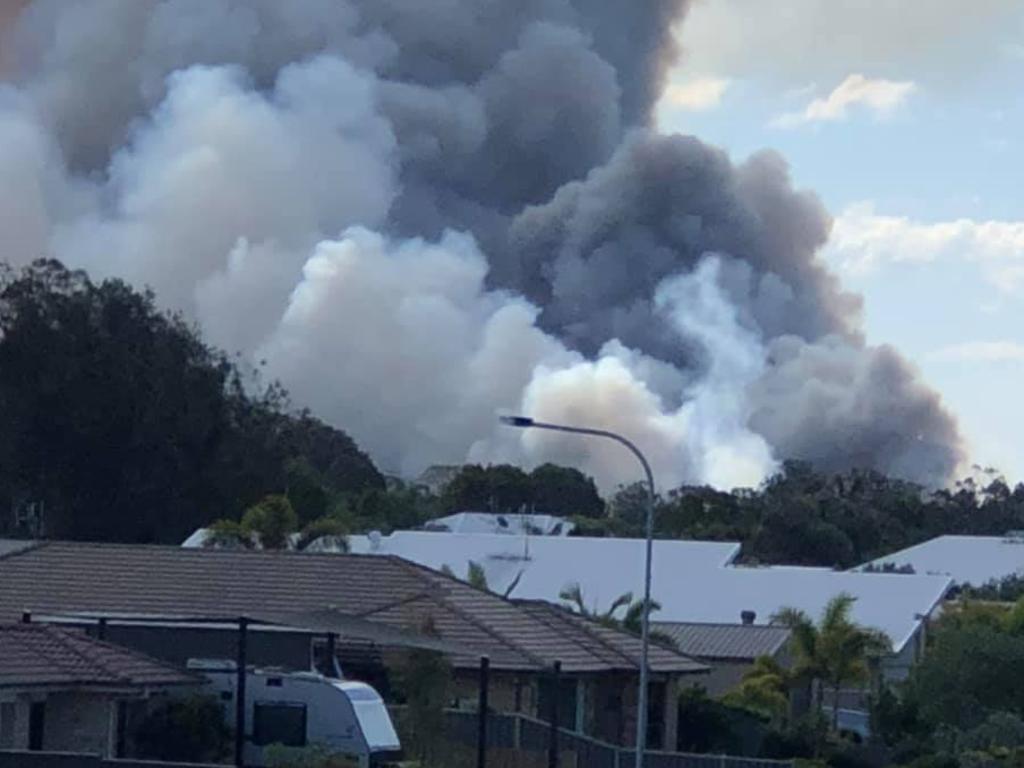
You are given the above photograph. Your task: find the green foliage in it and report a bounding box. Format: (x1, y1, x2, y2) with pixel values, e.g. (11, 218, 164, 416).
(724, 656, 791, 724)
(393, 618, 453, 765)
(296, 516, 350, 551)
(263, 744, 357, 767)
(466, 560, 488, 590)
(0, 259, 383, 543)
(205, 519, 255, 549)
(242, 495, 300, 549)
(676, 686, 762, 754)
(905, 623, 1024, 731)
(133, 694, 231, 763)
(528, 463, 604, 518)
(610, 482, 655, 528)
(439, 463, 603, 518)
(961, 575, 1024, 603)
(774, 594, 890, 733)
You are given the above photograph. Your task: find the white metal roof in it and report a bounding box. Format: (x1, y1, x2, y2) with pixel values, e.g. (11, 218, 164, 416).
(421, 512, 575, 536)
(656, 565, 952, 654)
(861, 534, 1024, 587)
(348, 531, 950, 653)
(348, 531, 740, 602)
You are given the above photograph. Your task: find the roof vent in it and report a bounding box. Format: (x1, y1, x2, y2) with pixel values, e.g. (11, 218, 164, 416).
(741, 610, 756, 625)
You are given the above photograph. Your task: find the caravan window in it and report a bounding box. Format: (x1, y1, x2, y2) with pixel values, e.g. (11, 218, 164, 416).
(253, 703, 307, 747)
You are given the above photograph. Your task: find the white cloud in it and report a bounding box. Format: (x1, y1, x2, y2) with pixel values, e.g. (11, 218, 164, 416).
(930, 341, 1024, 364)
(661, 76, 731, 111)
(826, 203, 1024, 292)
(773, 74, 915, 127)
(676, 0, 1023, 87)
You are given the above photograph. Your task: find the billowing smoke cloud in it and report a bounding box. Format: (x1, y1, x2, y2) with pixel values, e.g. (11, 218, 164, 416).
(0, 0, 964, 490)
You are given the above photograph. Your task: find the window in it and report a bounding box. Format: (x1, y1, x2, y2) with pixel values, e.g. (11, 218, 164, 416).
(0, 702, 15, 749)
(646, 681, 666, 750)
(252, 703, 307, 747)
(28, 702, 45, 751)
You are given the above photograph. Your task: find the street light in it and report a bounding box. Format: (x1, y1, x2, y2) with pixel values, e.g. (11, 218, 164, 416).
(499, 415, 655, 768)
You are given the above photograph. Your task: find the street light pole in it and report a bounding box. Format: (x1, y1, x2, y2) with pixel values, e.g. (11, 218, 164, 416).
(499, 415, 655, 768)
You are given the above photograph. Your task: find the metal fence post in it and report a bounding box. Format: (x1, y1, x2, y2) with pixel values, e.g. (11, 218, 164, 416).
(477, 656, 490, 768)
(548, 661, 562, 768)
(235, 616, 248, 768)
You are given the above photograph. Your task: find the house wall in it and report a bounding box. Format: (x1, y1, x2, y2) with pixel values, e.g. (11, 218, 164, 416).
(451, 670, 538, 716)
(40, 693, 114, 757)
(881, 629, 921, 683)
(0, 698, 29, 750)
(694, 662, 751, 698)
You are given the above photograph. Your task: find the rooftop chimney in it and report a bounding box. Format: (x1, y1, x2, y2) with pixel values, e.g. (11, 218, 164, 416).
(741, 610, 756, 626)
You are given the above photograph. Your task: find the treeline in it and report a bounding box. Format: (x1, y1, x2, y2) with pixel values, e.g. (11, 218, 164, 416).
(442, 460, 1024, 570)
(6, 258, 1024, 567)
(0, 260, 384, 543)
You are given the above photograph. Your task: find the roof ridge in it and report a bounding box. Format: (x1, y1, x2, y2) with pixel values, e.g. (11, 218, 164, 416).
(0, 540, 46, 562)
(389, 558, 546, 668)
(9, 625, 124, 685)
(522, 601, 642, 668)
(62, 629, 197, 682)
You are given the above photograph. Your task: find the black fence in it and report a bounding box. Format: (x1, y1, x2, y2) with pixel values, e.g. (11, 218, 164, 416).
(392, 707, 795, 768)
(0, 751, 224, 768)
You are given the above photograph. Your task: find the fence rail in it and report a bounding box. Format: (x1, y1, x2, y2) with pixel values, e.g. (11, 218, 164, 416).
(391, 706, 794, 768)
(0, 751, 224, 768)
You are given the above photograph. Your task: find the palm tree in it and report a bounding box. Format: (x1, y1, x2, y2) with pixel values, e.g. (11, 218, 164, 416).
(723, 655, 791, 726)
(773, 593, 891, 733)
(558, 582, 674, 646)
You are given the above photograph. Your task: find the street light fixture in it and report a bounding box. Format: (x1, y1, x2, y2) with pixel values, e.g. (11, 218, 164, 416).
(499, 415, 656, 768)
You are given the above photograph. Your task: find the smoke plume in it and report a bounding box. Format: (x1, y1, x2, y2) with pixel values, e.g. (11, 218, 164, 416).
(0, 0, 964, 490)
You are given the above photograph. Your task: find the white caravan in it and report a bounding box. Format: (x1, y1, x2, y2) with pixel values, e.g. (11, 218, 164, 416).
(189, 659, 401, 767)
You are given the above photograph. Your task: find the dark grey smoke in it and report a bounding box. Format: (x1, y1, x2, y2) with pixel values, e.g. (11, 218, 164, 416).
(0, 0, 964, 488)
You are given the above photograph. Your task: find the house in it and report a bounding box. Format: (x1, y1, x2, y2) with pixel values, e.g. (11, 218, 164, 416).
(0, 541, 707, 751)
(656, 620, 793, 697)
(0, 623, 196, 756)
(860, 533, 1024, 589)
(420, 511, 575, 536)
(346, 532, 950, 682)
(347, 531, 742, 601)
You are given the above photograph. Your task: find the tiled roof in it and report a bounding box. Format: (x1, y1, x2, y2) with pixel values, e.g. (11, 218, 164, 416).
(0, 542, 704, 675)
(0, 539, 34, 559)
(654, 623, 791, 661)
(0, 623, 197, 689)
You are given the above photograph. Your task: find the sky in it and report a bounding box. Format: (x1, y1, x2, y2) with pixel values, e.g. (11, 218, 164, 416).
(655, 0, 1024, 483)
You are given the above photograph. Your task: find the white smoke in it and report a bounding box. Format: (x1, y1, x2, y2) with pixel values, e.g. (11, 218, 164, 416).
(0, 0, 963, 492)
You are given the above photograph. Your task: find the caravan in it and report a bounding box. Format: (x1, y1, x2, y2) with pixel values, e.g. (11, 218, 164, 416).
(189, 660, 401, 767)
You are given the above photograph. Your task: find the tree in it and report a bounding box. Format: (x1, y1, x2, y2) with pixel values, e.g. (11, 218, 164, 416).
(905, 622, 1024, 731)
(134, 694, 231, 762)
(241, 495, 299, 549)
(0, 259, 384, 544)
(723, 656, 791, 725)
(466, 560, 489, 590)
(529, 463, 604, 518)
(558, 581, 671, 643)
(393, 617, 453, 765)
(773, 594, 891, 733)
(440, 464, 532, 513)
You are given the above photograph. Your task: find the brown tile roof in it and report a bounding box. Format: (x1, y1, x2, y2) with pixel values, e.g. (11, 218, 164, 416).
(654, 622, 791, 661)
(0, 542, 705, 675)
(0, 623, 197, 689)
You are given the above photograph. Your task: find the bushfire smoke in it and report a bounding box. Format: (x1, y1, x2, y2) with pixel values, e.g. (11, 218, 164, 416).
(0, 0, 964, 490)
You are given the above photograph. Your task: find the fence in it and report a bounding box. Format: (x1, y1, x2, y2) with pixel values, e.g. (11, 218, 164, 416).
(0, 751, 224, 768)
(392, 707, 794, 768)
